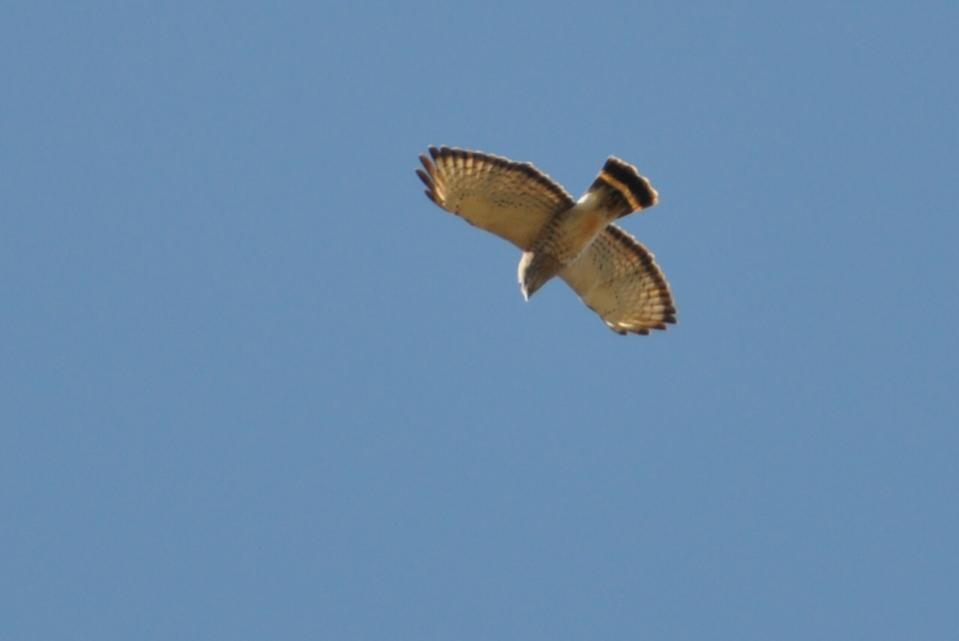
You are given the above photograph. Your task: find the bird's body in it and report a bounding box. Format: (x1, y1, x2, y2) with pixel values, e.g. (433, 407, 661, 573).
(518, 195, 612, 299)
(416, 146, 676, 335)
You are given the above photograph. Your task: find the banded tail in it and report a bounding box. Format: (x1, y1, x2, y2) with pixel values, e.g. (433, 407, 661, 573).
(586, 157, 658, 218)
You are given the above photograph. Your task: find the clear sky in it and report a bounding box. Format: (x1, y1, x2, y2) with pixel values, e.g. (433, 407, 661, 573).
(3, 2, 957, 639)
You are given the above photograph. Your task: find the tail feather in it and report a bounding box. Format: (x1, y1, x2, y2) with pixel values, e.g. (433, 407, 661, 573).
(586, 157, 658, 218)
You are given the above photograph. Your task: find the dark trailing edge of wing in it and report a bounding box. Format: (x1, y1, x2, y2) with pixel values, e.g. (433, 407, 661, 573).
(604, 225, 677, 333)
(423, 145, 575, 208)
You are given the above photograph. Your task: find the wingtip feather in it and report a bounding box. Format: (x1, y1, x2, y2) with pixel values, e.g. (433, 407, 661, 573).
(415, 168, 432, 188)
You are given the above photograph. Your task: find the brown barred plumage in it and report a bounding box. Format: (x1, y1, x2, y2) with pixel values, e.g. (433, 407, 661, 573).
(417, 146, 677, 335)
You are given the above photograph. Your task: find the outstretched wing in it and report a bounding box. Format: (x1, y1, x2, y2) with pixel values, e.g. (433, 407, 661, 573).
(417, 146, 574, 250)
(561, 224, 677, 335)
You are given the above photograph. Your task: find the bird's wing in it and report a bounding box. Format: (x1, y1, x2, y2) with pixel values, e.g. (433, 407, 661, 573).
(417, 146, 574, 250)
(561, 224, 677, 335)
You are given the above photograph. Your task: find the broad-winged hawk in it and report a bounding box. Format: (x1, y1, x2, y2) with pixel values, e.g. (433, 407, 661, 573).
(416, 146, 676, 335)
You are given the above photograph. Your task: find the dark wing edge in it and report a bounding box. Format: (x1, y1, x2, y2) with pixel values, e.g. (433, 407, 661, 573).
(416, 145, 575, 211)
(563, 224, 677, 336)
(606, 225, 676, 335)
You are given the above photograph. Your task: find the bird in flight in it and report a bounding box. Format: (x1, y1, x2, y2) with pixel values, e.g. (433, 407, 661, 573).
(416, 146, 676, 335)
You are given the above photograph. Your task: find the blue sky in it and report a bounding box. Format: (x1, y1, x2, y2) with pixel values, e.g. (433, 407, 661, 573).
(2, 2, 957, 639)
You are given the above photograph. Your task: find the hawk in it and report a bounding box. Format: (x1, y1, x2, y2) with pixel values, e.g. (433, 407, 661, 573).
(416, 146, 677, 335)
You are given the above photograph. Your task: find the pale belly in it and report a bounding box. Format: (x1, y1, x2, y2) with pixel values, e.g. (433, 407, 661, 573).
(538, 207, 609, 264)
